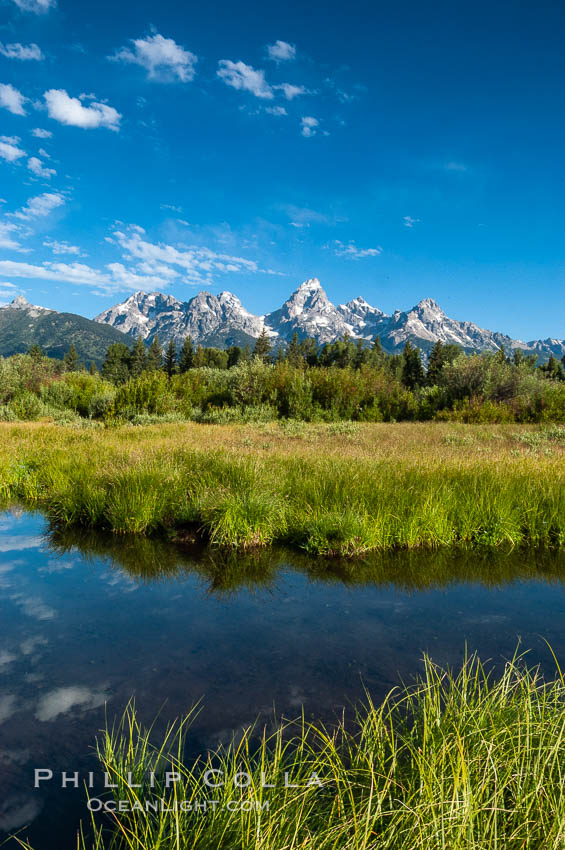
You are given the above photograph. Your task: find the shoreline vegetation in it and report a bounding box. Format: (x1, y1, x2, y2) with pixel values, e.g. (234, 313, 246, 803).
(1, 421, 565, 556)
(17, 652, 565, 850)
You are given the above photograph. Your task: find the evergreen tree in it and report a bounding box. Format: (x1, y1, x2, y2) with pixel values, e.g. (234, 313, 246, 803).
(401, 341, 425, 390)
(227, 345, 242, 368)
(164, 340, 178, 377)
(298, 337, 319, 367)
(372, 335, 383, 355)
(194, 344, 206, 367)
(427, 341, 461, 385)
(426, 340, 445, 386)
(63, 343, 79, 372)
(286, 332, 301, 366)
(541, 354, 564, 381)
(89, 361, 98, 375)
(28, 343, 43, 360)
(101, 343, 131, 385)
(178, 336, 195, 372)
(253, 328, 272, 363)
(353, 338, 370, 369)
(146, 335, 163, 371)
(338, 333, 354, 368)
(129, 337, 146, 377)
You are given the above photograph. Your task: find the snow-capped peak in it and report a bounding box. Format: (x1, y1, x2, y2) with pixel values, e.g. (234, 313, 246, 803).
(11, 295, 30, 308)
(411, 298, 446, 322)
(3, 295, 52, 317)
(296, 277, 322, 291)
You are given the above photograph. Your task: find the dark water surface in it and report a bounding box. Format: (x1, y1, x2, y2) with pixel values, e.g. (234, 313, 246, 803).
(2, 509, 565, 847)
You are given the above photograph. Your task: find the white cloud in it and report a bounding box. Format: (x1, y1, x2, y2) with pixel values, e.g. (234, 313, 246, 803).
(333, 240, 382, 259)
(35, 686, 108, 722)
(0, 83, 26, 116)
(217, 60, 274, 99)
(111, 33, 197, 82)
(43, 239, 82, 255)
(266, 40, 296, 62)
(0, 695, 17, 724)
(0, 224, 272, 294)
(0, 535, 43, 552)
(445, 161, 467, 172)
(0, 258, 174, 294)
(0, 223, 24, 250)
(282, 204, 345, 227)
(27, 157, 55, 179)
(10, 0, 55, 11)
(20, 635, 48, 655)
(31, 128, 52, 139)
(113, 225, 260, 280)
(9, 593, 56, 620)
(12, 192, 65, 220)
(0, 650, 17, 669)
(265, 106, 287, 116)
(0, 42, 43, 60)
(275, 83, 306, 100)
(44, 89, 121, 130)
(300, 116, 319, 137)
(403, 215, 420, 228)
(0, 136, 26, 162)
(0, 795, 43, 833)
(0, 287, 21, 301)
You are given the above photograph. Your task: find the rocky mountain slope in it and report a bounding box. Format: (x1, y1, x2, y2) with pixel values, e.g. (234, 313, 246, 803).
(95, 290, 263, 349)
(95, 279, 565, 361)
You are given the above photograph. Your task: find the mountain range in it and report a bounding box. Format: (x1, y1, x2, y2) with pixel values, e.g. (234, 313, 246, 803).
(95, 278, 565, 361)
(1, 280, 564, 364)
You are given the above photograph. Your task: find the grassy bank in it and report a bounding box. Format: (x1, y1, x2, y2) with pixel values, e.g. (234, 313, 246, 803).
(1, 422, 565, 556)
(17, 652, 565, 849)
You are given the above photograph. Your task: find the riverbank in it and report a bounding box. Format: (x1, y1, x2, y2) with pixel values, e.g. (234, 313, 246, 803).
(17, 652, 565, 850)
(1, 422, 564, 556)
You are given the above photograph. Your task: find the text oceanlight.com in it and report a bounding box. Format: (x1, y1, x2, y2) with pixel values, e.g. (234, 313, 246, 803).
(87, 798, 271, 814)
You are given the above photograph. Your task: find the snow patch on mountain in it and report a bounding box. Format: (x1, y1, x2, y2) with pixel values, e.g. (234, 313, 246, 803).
(2, 296, 53, 319)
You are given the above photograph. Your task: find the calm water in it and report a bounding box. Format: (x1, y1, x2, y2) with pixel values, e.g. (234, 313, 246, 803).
(2, 510, 565, 847)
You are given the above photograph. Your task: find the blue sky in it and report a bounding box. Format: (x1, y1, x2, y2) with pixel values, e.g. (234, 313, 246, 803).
(0, 0, 563, 340)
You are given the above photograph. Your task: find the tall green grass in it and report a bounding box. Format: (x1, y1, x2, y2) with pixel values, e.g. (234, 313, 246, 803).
(1, 426, 565, 556)
(16, 651, 565, 849)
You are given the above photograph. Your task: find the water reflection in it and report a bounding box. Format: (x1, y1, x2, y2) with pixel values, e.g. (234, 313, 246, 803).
(48, 522, 565, 593)
(1, 510, 565, 848)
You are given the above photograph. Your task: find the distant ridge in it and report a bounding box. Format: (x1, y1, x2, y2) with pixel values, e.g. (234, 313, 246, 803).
(0, 296, 130, 365)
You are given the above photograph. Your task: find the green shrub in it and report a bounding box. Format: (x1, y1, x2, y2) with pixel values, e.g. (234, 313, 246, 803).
(88, 391, 116, 419)
(8, 392, 46, 420)
(114, 372, 174, 417)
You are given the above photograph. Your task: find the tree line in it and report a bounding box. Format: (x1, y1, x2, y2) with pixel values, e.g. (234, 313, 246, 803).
(0, 332, 563, 424)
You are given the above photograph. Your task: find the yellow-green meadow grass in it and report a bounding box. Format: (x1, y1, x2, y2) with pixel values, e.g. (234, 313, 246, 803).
(1, 421, 564, 556)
